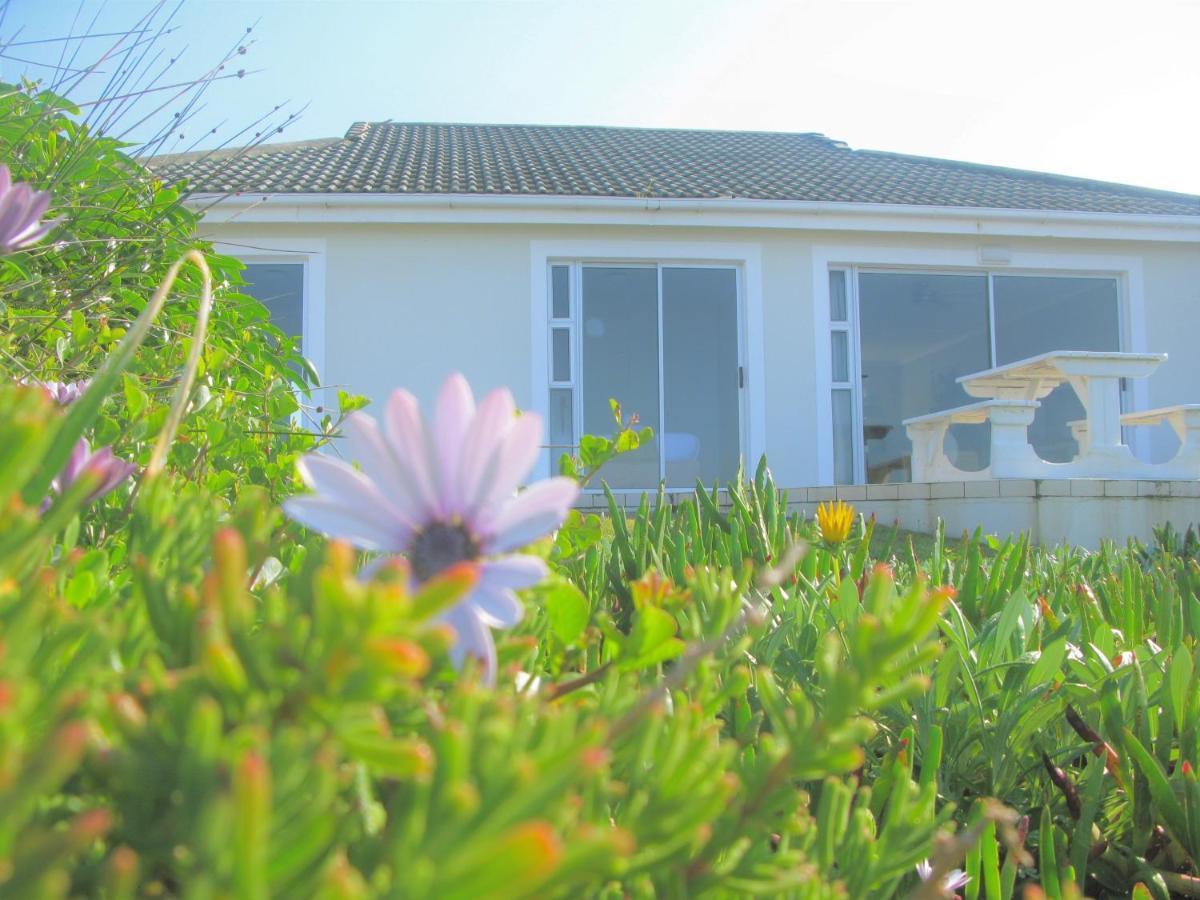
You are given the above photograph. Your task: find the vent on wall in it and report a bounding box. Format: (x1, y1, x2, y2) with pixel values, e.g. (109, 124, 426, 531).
(979, 245, 1012, 265)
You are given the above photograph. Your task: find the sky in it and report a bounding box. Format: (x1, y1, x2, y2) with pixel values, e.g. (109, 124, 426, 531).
(6, 0, 1200, 195)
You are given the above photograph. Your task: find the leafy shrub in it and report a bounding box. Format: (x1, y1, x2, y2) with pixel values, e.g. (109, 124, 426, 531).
(0, 80, 336, 507)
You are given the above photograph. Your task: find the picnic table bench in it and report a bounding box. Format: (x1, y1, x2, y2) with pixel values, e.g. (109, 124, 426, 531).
(902, 351, 1199, 481)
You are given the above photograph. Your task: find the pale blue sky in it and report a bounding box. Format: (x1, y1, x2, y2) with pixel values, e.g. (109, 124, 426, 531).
(8, 0, 1200, 194)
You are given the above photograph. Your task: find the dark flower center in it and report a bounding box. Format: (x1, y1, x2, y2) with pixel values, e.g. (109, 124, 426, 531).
(408, 521, 480, 582)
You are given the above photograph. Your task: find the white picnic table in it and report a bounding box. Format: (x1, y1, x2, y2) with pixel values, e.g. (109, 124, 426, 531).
(903, 350, 1200, 481)
(960, 351, 1164, 467)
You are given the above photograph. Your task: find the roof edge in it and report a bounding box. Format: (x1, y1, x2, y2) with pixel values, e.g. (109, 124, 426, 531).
(188, 192, 1200, 241)
(188, 190, 1200, 224)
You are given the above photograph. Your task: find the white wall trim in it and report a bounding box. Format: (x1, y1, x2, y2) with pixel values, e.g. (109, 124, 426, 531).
(193, 192, 1200, 243)
(212, 237, 328, 386)
(810, 244, 1150, 484)
(529, 239, 765, 480)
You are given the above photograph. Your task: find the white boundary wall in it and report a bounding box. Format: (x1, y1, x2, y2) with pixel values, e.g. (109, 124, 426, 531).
(579, 480, 1200, 550)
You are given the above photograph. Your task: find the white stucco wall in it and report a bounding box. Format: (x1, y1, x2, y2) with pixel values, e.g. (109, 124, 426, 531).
(204, 219, 1200, 487)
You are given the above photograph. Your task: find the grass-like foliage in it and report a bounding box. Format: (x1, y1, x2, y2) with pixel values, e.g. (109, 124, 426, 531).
(5, 373, 1200, 898)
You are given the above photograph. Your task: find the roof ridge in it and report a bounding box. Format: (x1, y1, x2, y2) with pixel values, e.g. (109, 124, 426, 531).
(348, 120, 839, 143)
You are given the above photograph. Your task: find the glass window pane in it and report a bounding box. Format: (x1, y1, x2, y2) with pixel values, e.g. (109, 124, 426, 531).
(829, 270, 848, 322)
(549, 388, 573, 448)
(662, 268, 741, 488)
(581, 267, 660, 488)
(242, 263, 304, 339)
(993, 276, 1121, 462)
(551, 265, 570, 319)
(858, 272, 991, 482)
(832, 389, 854, 484)
(831, 331, 849, 382)
(551, 328, 571, 383)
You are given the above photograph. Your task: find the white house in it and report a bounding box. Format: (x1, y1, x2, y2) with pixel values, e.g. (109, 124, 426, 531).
(156, 123, 1200, 542)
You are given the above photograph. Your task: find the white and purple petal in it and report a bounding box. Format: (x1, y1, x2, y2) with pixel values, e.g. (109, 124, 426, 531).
(470, 586, 524, 628)
(467, 410, 543, 521)
(438, 602, 497, 685)
(282, 496, 407, 552)
(297, 453, 415, 542)
(482, 477, 579, 553)
(382, 389, 442, 519)
(456, 386, 516, 516)
(479, 555, 548, 591)
(432, 373, 475, 516)
(342, 413, 428, 526)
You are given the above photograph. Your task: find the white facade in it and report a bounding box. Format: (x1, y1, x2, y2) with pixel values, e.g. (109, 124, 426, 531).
(201, 195, 1200, 490)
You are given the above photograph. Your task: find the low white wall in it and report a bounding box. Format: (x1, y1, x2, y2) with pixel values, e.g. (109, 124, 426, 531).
(580, 480, 1200, 550)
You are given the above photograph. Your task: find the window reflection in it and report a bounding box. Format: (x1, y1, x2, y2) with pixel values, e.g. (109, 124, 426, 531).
(993, 276, 1120, 462)
(858, 273, 991, 482)
(242, 263, 304, 340)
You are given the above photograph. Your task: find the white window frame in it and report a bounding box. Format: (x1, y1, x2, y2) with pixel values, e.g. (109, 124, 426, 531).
(214, 238, 327, 381)
(530, 240, 765, 485)
(812, 245, 1148, 485)
(214, 238, 327, 430)
(827, 269, 862, 484)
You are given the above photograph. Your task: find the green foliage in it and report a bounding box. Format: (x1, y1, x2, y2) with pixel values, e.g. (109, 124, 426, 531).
(558, 398, 655, 486)
(8, 346, 1200, 897)
(0, 82, 359, 507)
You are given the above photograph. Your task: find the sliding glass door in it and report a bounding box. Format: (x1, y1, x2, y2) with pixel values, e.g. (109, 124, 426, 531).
(553, 263, 743, 489)
(992, 276, 1121, 462)
(834, 269, 1121, 483)
(580, 267, 662, 487)
(858, 273, 991, 483)
(661, 268, 741, 488)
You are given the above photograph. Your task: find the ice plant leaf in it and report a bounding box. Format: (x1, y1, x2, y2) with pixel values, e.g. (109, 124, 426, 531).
(1169, 650, 1193, 736)
(411, 562, 479, 620)
(618, 606, 685, 671)
(1124, 729, 1194, 861)
(232, 751, 271, 900)
(542, 580, 590, 645)
(438, 821, 563, 900)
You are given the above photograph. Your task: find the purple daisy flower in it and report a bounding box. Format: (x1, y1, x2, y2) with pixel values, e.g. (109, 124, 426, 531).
(27, 378, 91, 406)
(0, 164, 59, 254)
(45, 439, 137, 509)
(283, 373, 579, 683)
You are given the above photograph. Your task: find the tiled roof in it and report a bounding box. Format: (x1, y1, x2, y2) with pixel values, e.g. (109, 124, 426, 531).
(151, 122, 1200, 217)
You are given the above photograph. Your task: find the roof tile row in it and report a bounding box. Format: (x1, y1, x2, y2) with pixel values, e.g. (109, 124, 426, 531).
(151, 122, 1200, 216)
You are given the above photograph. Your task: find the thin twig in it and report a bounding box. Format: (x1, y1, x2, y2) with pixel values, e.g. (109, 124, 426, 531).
(543, 662, 613, 701)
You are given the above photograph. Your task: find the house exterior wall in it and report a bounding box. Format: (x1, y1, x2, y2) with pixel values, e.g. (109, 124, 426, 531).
(204, 220, 1200, 486)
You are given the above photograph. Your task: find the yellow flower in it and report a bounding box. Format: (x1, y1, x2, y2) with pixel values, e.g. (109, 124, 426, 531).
(816, 500, 855, 544)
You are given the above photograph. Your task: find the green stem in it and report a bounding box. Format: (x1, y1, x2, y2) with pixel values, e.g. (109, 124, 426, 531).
(21, 248, 213, 502)
(145, 249, 212, 479)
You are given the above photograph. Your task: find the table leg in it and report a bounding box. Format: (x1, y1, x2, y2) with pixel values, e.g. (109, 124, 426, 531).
(1079, 376, 1124, 451)
(1074, 375, 1138, 473)
(989, 402, 1043, 478)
